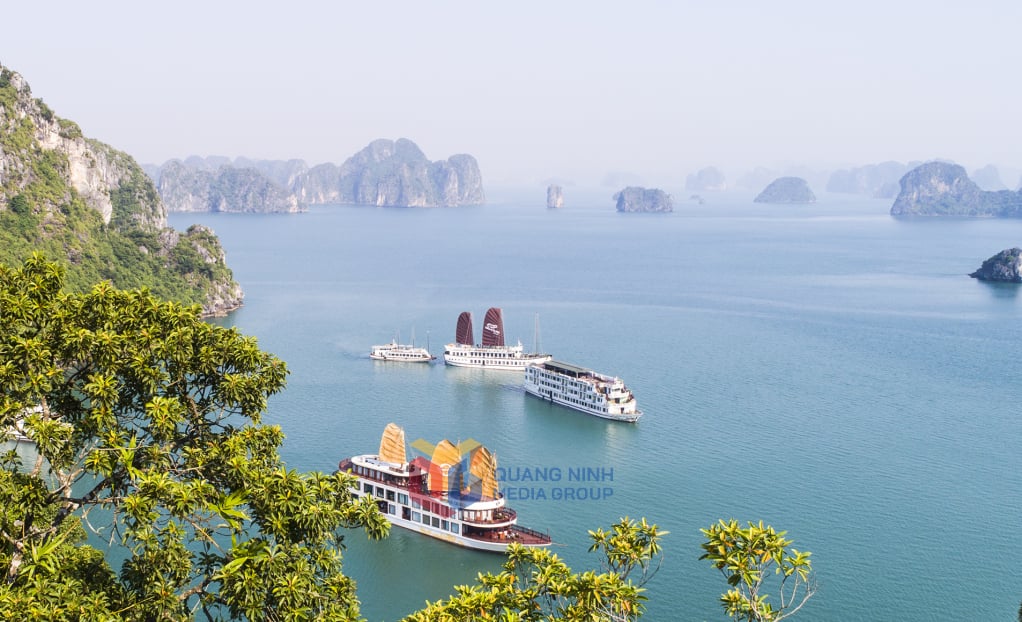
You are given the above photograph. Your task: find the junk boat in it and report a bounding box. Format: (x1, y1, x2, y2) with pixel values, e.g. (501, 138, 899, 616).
(442, 308, 551, 370)
(337, 423, 552, 552)
(524, 359, 643, 423)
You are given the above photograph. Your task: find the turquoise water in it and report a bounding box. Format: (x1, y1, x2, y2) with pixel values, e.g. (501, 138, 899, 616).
(171, 191, 1022, 621)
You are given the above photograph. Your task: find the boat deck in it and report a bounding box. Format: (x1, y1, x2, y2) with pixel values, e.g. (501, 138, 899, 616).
(464, 524, 552, 546)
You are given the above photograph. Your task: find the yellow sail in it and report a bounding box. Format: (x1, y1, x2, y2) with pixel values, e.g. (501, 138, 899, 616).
(378, 423, 407, 464)
(468, 445, 499, 500)
(429, 439, 461, 493)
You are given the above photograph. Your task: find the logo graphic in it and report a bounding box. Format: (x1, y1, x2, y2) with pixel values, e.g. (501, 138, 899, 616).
(411, 437, 491, 508)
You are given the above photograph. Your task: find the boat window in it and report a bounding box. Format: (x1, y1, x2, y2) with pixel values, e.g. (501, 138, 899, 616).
(412, 511, 421, 522)
(376, 487, 384, 498)
(386, 490, 395, 501)
(442, 520, 449, 531)
(450, 523, 459, 534)
(363, 483, 373, 494)
(421, 514, 430, 525)
(388, 503, 395, 515)
(431, 517, 440, 528)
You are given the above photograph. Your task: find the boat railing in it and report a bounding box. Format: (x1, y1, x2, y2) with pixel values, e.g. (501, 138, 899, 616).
(462, 522, 550, 545)
(461, 507, 517, 525)
(510, 523, 552, 543)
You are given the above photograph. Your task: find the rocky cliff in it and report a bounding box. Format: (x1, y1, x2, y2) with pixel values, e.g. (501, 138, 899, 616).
(970, 247, 1022, 282)
(296, 138, 485, 207)
(754, 177, 816, 204)
(614, 187, 673, 213)
(685, 166, 727, 192)
(157, 160, 301, 213)
(890, 162, 1022, 217)
(546, 184, 564, 208)
(0, 64, 241, 315)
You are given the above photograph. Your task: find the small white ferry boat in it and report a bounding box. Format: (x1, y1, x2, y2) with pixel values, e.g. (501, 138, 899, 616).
(369, 340, 434, 363)
(524, 360, 643, 423)
(443, 308, 551, 370)
(338, 423, 551, 552)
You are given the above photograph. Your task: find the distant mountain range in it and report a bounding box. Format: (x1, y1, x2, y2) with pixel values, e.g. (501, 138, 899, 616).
(147, 138, 486, 212)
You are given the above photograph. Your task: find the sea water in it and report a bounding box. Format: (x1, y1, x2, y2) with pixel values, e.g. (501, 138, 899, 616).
(171, 190, 1022, 622)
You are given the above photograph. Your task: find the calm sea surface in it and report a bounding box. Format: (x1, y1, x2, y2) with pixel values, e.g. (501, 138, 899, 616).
(171, 189, 1022, 622)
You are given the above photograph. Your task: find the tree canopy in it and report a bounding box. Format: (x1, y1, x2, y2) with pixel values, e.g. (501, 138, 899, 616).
(0, 254, 388, 620)
(1, 254, 819, 622)
(404, 516, 666, 622)
(700, 519, 815, 622)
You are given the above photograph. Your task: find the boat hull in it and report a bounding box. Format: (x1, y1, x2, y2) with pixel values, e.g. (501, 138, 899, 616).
(524, 384, 642, 422)
(523, 360, 643, 422)
(443, 344, 551, 370)
(370, 343, 434, 362)
(381, 513, 542, 552)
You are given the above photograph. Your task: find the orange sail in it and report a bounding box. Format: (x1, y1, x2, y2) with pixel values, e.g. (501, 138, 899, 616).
(378, 423, 407, 464)
(468, 445, 499, 500)
(428, 439, 461, 493)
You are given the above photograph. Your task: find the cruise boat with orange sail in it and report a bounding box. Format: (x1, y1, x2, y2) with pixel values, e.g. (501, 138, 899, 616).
(337, 423, 552, 552)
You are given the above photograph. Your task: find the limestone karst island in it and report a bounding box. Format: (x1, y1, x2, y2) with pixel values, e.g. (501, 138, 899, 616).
(149, 138, 486, 212)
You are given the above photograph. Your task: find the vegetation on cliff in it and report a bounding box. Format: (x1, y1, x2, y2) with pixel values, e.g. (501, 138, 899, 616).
(0, 64, 241, 314)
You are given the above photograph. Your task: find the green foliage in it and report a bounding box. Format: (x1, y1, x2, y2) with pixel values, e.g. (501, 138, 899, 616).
(57, 118, 82, 140)
(0, 74, 234, 313)
(108, 155, 160, 231)
(0, 255, 389, 620)
(8, 194, 30, 215)
(700, 519, 815, 622)
(404, 517, 666, 622)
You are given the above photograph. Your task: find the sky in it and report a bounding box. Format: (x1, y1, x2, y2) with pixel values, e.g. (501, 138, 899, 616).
(4, 1, 1022, 188)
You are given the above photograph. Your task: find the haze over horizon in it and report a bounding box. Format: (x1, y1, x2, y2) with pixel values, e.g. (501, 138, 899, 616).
(5, 1, 1021, 189)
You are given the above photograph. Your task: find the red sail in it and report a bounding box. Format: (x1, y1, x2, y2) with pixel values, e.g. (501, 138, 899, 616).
(482, 307, 505, 347)
(455, 311, 474, 345)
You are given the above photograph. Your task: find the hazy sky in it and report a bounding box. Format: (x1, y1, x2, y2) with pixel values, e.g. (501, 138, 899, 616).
(4, 1, 1021, 187)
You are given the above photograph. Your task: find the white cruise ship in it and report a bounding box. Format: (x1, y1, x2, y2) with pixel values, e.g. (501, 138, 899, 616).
(524, 360, 643, 422)
(443, 308, 551, 370)
(369, 340, 434, 363)
(337, 423, 551, 552)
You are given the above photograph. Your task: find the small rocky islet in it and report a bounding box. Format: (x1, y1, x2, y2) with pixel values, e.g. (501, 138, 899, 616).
(546, 184, 564, 208)
(753, 177, 816, 204)
(970, 248, 1022, 283)
(613, 187, 673, 213)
